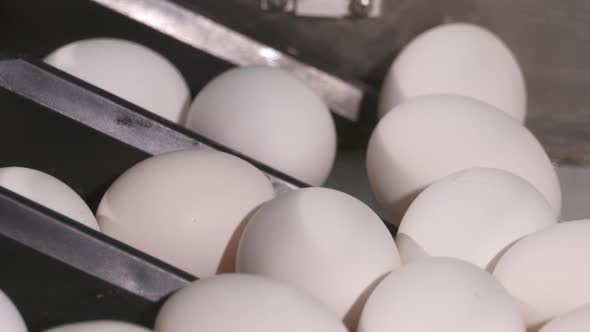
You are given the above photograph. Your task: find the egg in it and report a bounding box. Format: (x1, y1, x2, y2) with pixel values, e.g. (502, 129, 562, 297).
(366, 94, 561, 225)
(379, 23, 526, 122)
(155, 274, 348, 332)
(397, 168, 556, 270)
(236, 187, 399, 329)
(44, 38, 190, 123)
(538, 304, 590, 332)
(96, 149, 275, 277)
(185, 66, 337, 186)
(0, 167, 98, 230)
(358, 257, 525, 332)
(493, 220, 590, 329)
(42, 321, 151, 332)
(0, 290, 27, 332)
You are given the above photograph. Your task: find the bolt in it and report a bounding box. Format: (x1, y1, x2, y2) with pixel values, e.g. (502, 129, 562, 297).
(350, 0, 373, 17)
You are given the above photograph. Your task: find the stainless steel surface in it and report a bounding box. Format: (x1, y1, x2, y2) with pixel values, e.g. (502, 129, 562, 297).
(556, 166, 590, 221)
(440, 0, 590, 164)
(260, 0, 381, 17)
(91, 0, 364, 121)
(0, 58, 299, 195)
(295, 0, 381, 18)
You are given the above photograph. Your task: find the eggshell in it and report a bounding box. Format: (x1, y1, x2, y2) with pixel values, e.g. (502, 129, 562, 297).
(96, 149, 275, 277)
(155, 274, 348, 332)
(358, 257, 525, 332)
(538, 304, 590, 332)
(185, 66, 337, 186)
(493, 220, 590, 329)
(366, 95, 561, 225)
(398, 168, 556, 270)
(45, 38, 190, 123)
(0, 167, 98, 230)
(236, 187, 399, 329)
(379, 23, 526, 122)
(0, 290, 27, 332)
(43, 321, 151, 332)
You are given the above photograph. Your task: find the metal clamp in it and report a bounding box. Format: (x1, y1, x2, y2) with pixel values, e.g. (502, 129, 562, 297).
(261, 0, 382, 18)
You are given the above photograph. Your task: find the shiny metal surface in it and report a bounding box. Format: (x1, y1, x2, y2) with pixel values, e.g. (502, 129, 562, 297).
(260, 0, 381, 17)
(0, 58, 300, 195)
(438, 0, 590, 165)
(92, 0, 364, 121)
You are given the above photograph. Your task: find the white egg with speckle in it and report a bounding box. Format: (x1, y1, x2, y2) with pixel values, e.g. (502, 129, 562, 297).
(96, 149, 275, 277)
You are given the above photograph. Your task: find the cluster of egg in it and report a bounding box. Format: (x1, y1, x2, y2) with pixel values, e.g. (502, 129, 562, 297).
(1, 23, 590, 332)
(43, 39, 336, 187)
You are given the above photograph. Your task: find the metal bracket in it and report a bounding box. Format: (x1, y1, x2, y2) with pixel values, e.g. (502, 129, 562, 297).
(261, 0, 382, 18)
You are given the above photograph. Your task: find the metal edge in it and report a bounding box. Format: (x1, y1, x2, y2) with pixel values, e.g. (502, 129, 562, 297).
(0, 57, 302, 194)
(90, 0, 364, 121)
(0, 187, 193, 301)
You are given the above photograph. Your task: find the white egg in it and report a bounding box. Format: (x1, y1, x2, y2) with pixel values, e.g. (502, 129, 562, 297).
(367, 95, 561, 225)
(493, 220, 590, 329)
(0, 290, 27, 332)
(398, 168, 556, 270)
(236, 187, 399, 329)
(96, 149, 275, 277)
(44, 38, 190, 124)
(538, 304, 590, 332)
(358, 257, 525, 332)
(185, 66, 337, 186)
(0, 167, 98, 230)
(155, 274, 348, 332)
(379, 23, 526, 122)
(42, 321, 151, 332)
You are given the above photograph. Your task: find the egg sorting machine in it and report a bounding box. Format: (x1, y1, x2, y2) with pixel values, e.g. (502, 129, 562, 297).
(0, 0, 588, 330)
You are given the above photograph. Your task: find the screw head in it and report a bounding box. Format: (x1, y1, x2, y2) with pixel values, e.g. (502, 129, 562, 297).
(350, 0, 373, 17)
